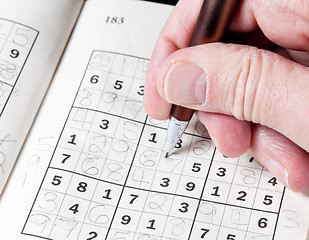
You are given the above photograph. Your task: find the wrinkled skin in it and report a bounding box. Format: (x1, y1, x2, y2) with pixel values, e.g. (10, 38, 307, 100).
(144, 0, 309, 192)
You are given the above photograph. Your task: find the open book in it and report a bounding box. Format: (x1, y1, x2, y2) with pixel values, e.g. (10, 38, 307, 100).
(0, 0, 308, 239)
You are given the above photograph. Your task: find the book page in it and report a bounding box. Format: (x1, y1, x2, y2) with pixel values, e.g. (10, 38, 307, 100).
(0, 0, 308, 239)
(0, 0, 84, 192)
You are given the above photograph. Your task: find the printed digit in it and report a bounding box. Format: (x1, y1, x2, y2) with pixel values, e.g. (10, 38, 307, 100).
(211, 186, 220, 197)
(186, 182, 195, 191)
(192, 162, 201, 172)
(51, 175, 62, 186)
(121, 215, 131, 225)
(149, 133, 157, 143)
(147, 219, 156, 230)
(258, 218, 268, 228)
(236, 191, 247, 201)
(61, 153, 71, 163)
(100, 119, 109, 129)
(200, 228, 210, 238)
(137, 85, 144, 95)
(160, 178, 170, 187)
(174, 139, 182, 148)
(90, 75, 99, 84)
(10, 49, 19, 58)
(263, 195, 273, 205)
(268, 177, 278, 186)
(179, 202, 189, 213)
(87, 231, 98, 240)
(102, 189, 112, 200)
(69, 204, 79, 214)
(227, 234, 236, 240)
(114, 80, 123, 90)
(216, 167, 226, 177)
(77, 182, 88, 192)
(68, 134, 77, 145)
(129, 194, 139, 204)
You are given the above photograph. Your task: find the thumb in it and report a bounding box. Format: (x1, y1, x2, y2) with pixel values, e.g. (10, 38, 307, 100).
(157, 43, 309, 151)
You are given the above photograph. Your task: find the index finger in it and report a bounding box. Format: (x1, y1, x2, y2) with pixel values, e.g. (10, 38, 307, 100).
(144, 0, 203, 119)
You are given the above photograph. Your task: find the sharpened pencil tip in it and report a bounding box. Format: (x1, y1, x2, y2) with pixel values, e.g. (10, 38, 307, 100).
(165, 152, 169, 158)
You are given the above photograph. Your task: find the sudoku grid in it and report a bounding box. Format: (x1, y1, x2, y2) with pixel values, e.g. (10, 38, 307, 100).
(22, 51, 285, 240)
(0, 18, 38, 115)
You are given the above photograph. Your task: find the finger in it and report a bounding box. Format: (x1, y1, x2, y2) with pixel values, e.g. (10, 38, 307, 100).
(145, 0, 309, 119)
(233, 0, 309, 51)
(229, 0, 258, 32)
(158, 43, 309, 151)
(250, 124, 309, 192)
(287, 49, 309, 67)
(144, 0, 203, 119)
(197, 111, 251, 157)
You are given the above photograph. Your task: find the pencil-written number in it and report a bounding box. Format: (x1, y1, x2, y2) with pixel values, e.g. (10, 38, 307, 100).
(106, 16, 124, 24)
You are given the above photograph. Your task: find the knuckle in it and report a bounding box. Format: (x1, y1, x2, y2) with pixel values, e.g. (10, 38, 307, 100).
(231, 47, 274, 124)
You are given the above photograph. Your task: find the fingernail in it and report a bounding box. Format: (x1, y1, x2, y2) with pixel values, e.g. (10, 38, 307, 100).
(164, 62, 207, 104)
(263, 158, 291, 190)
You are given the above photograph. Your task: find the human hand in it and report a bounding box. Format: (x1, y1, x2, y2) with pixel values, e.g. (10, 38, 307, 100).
(144, 0, 309, 192)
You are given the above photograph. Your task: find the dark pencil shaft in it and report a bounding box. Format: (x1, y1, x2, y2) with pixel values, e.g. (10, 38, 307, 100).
(171, 0, 239, 122)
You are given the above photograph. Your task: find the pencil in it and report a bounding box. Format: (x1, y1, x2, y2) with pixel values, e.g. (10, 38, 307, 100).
(164, 0, 240, 157)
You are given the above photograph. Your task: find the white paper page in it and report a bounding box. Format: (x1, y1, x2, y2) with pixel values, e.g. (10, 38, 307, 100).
(0, 0, 308, 239)
(0, 0, 84, 192)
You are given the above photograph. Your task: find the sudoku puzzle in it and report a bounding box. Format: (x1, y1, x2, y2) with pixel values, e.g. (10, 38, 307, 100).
(23, 51, 285, 240)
